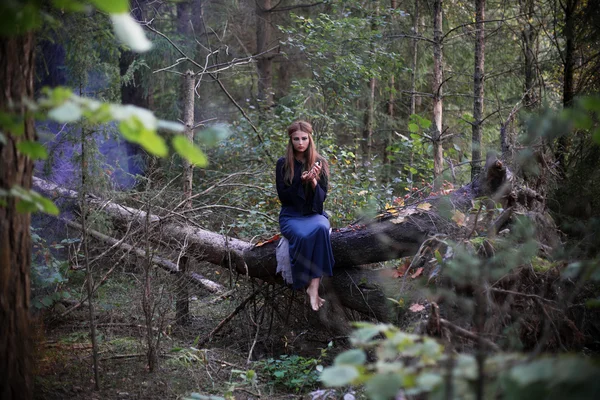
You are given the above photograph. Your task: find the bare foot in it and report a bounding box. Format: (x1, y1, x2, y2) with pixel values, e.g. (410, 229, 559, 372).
(306, 278, 325, 311)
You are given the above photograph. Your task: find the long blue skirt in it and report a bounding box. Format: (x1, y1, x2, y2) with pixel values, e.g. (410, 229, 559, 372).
(279, 212, 335, 290)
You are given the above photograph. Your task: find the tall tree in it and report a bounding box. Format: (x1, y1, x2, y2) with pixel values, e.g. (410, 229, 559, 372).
(555, 0, 578, 175)
(0, 32, 35, 400)
(256, 0, 274, 115)
(471, 0, 485, 179)
(432, 0, 444, 186)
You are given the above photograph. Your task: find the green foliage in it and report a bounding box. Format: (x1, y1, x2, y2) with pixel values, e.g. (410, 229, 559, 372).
(258, 347, 329, 393)
(2, 185, 59, 215)
(320, 323, 600, 399)
(30, 228, 79, 310)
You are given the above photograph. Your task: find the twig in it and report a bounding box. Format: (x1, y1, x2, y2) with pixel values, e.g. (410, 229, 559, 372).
(439, 318, 500, 351)
(197, 288, 261, 347)
(489, 287, 556, 304)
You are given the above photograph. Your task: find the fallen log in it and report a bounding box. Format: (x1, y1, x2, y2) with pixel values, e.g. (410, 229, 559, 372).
(32, 153, 518, 321)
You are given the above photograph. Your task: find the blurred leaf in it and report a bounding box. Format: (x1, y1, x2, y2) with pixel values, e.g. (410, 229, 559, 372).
(0, 112, 24, 136)
(16, 140, 48, 160)
(51, 0, 87, 11)
(194, 124, 231, 147)
(110, 13, 152, 52)
(319, 365, 359, 387)
(334, 349, 366, 366)
(173, 135, 208, 167)
(89, 0, 128, 13)
(365, 373, 403, 400)
(408, 123, 419, 133)
(48, 101, 82, 123)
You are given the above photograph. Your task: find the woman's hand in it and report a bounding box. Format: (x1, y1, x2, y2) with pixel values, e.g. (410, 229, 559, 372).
(301, 162, 322, 188)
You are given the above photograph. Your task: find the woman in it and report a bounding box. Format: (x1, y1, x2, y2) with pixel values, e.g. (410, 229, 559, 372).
(276, 120, 335, 311)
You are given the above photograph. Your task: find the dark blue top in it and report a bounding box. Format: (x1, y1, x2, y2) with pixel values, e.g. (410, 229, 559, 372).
(276, 157, 328, 217)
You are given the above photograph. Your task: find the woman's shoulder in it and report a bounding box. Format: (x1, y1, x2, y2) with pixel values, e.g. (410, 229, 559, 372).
(277, 156, 286, 166)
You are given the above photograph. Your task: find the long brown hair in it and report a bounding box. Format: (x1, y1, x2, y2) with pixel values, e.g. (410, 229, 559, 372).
(284, 120, 330, 185)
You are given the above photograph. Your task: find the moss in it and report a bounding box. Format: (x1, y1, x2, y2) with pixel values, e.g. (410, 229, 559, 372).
(531, 256, 554, 273)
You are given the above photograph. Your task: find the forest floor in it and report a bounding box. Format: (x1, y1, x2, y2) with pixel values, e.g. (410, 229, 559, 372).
(32, 260, 408, 400)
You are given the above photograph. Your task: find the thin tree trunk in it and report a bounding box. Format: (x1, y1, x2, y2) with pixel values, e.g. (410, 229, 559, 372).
(556, 0, 578, 176)
(176, 71, 196, 325)
(256, 0, 273, 115)
(410, 0, 419, 116)
(80, 127, 100, 390)
(409, 0, 420, 188)
(471, 0, 486, 180)
(432, 0, 444, 188)
(362, 77, 376, 165)
(0, 32, 35, 400)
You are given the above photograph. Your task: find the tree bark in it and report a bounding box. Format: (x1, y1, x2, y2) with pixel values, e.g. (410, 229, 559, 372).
(471, 0, 485, 180)
(0, 32, 35, 400)
(256, 0, 274, 114)
(555, 0, 578, 176)
(432, 0, 444, 188)
(177, 70, 196, 325)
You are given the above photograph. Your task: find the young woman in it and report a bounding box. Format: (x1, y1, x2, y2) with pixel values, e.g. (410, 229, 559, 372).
(275, 120, 334, 311)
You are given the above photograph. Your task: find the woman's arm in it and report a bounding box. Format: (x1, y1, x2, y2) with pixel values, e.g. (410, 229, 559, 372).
(276, 157, 305, 206)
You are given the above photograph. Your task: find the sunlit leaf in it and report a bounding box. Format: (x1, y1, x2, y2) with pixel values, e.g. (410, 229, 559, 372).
(417, 202, 432, 211)
(48, 101, 82, 123)
(157, 119, 185, 132)
(408, 123, 419, 133)
(16, 140, 48, 160)
(173, 135, 208, 167)
(110, 13, 152, 52)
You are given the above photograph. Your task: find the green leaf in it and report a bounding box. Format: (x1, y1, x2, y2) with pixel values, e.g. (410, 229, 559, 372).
(194, 124, 231, 147)
(16, 140, 48, 160)
(36, 195, 60, 215)
(410, 133, 420, 141)
(51, 0, 87, 11)
(408, 123, 419, 133)
(334, 349, 366, 366)
(319, 365, 359, 387)
(48, 101, 82, 123)
(40, 296, 54, 307)
(157, 119, 185, 133)
(365, 373, 403, 400)
(141, 131, 168, 157)
(0, 112, 25, 136)
(89, 0, 129, 13)
(110, 13, 152, 52)
(173, 135, 208, 167)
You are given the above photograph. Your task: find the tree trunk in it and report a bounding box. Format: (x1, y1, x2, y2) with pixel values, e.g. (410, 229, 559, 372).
(471, 0, 485, 180)
(34, 155, 515, 322)
(432, 0, 444, 188)
(362, 77, 376, 165)
(520, 0, 537, 110)
(256, 0, 273, 115)
(556, 0, 578, 175)
(177, 70, 196, 325)
(410, 0, 419, 116)
(0, 32, 35, 400)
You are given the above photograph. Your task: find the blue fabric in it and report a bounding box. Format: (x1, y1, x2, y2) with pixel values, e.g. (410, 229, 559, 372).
(276, 157, 334, 289)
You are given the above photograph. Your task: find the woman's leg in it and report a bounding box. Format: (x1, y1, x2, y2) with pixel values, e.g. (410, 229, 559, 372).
(306, 277, 325, 311)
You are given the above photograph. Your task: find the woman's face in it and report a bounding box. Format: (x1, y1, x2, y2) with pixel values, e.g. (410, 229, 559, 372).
(291, 130, 310, 154)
